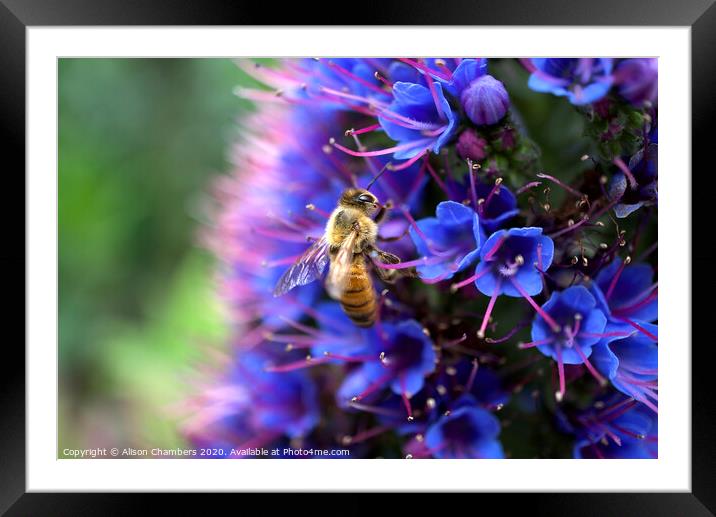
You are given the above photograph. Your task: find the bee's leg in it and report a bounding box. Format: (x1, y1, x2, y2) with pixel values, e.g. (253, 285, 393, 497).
(373, 199, 394, 225)
(365, 246, 418, 283)
(365, 245, 400, 264)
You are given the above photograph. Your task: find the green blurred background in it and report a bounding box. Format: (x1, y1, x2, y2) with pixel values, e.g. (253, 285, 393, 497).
(58, 59, 258, 455)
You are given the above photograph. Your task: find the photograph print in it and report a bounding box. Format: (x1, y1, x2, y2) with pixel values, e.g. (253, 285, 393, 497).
(59, 57, 658, 460)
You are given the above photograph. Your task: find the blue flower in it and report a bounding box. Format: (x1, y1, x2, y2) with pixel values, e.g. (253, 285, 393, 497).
(336, 319, 437, 407)
(529, 286, 608, 400)
(378, 81, 458, 159)
(474, 227, 554, 297)
(590, 324, 658, 413)
(608, 140, 658, 218)
(591, 258, 658, 325)
(450, 59, 510, 126)
(297, 58, 391, 106)
(239, 349, 320, 438)
(409, 201, 483, 283)
(424, 398, 505, 458)
(473, 179, 520, 234)
(614, 58, 658, 106)
(528, 58, 614, 105)
(573, 395, 657, 459)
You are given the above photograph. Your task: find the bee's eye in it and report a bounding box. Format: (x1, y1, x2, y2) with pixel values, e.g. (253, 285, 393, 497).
(357, 194, 374, 203)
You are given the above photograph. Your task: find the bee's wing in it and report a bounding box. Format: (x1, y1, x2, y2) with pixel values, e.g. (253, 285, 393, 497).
(272, 236, 330, 297)
(325, 229, 359, 300)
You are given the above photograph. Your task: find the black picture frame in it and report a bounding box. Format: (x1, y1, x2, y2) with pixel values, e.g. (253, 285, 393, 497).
(1, 0, 713, 513)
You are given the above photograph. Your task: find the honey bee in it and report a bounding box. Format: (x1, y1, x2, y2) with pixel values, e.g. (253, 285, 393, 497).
(273, 183, 416, 327)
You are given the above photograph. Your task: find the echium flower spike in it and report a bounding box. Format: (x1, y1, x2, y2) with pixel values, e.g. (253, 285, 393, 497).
(186, 56, 656, 460)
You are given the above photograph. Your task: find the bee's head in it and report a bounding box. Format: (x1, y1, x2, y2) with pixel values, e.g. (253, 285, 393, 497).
(340, 188, 380, 214)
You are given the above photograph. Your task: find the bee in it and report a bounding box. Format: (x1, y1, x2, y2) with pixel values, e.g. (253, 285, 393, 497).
(273, 178, 416, 327)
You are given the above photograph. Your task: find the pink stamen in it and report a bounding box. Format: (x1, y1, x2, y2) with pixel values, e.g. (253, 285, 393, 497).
(549, 214, 590, 239)
(510, 278, 562, 332)
(611, 424, 647, 441)
(622, 364, 658, 376)
(613, 285, 658, 316)
(481, 180, 503, 216)
(319, 86, 388, 109)
(451, 267, 489, 291)
(398, 58, 452, 81)
(477, 278, 502, 338)
(573, 342, 607, 385)
(355, 372, 393, 401)
(442, 333, 468, 347)
(556, 344, 566, 401)
(518, 337, 554, 349)
(613, 157, 638, 190)
(629, 389, 658, 413)
(605, 260, 628, 300)
(580, 331, 635, 339)
(537, 172, 585, 198)
(265, 356, 330, 372)
(374, 71, 393, 88)
(401, 377, 414, 419)
(597, 398, 637, 421)
(467, 159, 479, 210)
(390, 149, 429, 171)
(485, 320, 530, 344)
(405, 160, 428, 201)
(347, 425, 390, 445)
(516, 180, 542, 195)
(620, 374, 658, 388)
(421, 268, 458, 284)
(307, 205, 331, 218)
(615, 317, 658, 341)
(347, 123, 381, 136)
(518, 58, 537, 73)
(435, 60, 455, 76)
(348, 400, 404, 417)
(278, 316, 324, 337)
(324, 60, 388, 96)
(331, 137, 434, 158)
(377, 107, 444, 131)
(483, 235, 508, 261)
(464, 359, 479, 393)
(424, 157, 452, 197)
(264, 334, 321, 346)
(324, 352, 379, 363)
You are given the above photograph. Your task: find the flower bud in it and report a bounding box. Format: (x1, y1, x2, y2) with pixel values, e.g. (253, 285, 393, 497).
(460, 75, 510, 126)
(456, 129, 488, 161)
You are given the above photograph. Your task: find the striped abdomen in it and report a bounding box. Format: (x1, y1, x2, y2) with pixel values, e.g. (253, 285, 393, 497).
(340, 255, 376, 327)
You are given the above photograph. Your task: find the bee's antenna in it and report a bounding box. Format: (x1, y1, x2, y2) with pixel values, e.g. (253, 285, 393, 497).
(366, 162, 391, 191)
